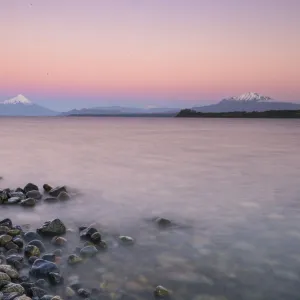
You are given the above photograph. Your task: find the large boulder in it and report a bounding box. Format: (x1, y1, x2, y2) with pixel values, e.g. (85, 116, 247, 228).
(25, 191, 42, 200)
(20, 198, 36, 207)
(0, 219, 12, 228)
(30, 259, 59, 278)
(48, 187, 67, 198)
(24, 232, 42, 243)
(37, 219, 66, 236)
(23, 183, 38, 194)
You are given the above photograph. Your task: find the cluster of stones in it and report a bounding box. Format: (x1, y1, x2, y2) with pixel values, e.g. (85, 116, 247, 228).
(0, 183, 71, 207)
(0, 218, 170, 300)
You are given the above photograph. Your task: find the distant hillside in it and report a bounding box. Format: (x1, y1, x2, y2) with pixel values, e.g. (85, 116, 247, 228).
(0, 94, 57, 116)
(193, 92, 300, 113)
(176, 109, 300, 118)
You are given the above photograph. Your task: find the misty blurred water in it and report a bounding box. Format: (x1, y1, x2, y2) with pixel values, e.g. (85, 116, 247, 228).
(1, 117, 300, 300)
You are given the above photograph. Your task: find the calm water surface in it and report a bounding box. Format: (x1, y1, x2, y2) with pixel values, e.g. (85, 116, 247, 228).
(1, 117, 300, 300)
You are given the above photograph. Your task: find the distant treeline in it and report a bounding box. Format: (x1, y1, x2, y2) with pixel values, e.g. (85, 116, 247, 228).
(176, 109, 300, 118)
(67, 113, 176, 117)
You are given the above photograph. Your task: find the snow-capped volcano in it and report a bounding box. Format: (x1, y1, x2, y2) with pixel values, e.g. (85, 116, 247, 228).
(2, 94, 32, 105)
(224, 92, 272, 102)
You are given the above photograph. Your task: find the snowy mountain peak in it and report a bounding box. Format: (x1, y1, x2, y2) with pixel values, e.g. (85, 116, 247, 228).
(3, 94, 32, 105)
(224, 92, 273, 102)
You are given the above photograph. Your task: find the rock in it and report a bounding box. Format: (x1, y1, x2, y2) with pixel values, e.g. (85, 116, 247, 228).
(65, 287, 76, 297)
(118, 236, 134, 245)
(26, 191, 42, 200)
(154, 286, 169, 298)
(43, 184, 53, 193)
(28, 240, 46, 252)
(7, 229, 21, 237)
(41, 296, 54, 300)
(0, 255, 6, 264)
(43, 198, 58, 203)
(14, 295, 31, 300)
(48, 272, 63, 285)
(0, 220, 12, 229)
(20, 198, 36, 207)
(79, 246, 98, 258)
(78, 226, 87, 232)
(37, 219, 66, 236)
(35, 278, 47, 288)
(5, 242, 19, 251)
(2, 292, 20, 300)
(48, 187, 67, 198)
(0, 227, 9, 235)
(57, 192, 70, 201)
(97, 241, 107, 250)
(0, 272, 11, 287)
(67, 254, 82, 265)
(10, 192, 25, 199)
(23, 183, 38, 194)
(0, 191, 9, 204)
(28, 257, 38, 265)
(15, 188, 24, 193)
(6, 255, 24, 270)
(90, 232, 101, 244)
(30, 259, 59, 278)
(51, 297, 62, 300)
(24, 245, 40, 258)
(51, 237, 67, 247)
(18, 276, 29, 283)
(0, 235, 12, 247)
(30, 287, 47, 298)
(2, 283, 25, 295)
(155, 218, 172, 228)
(77, 288, 91, 298)
(41, 254, 55, 263)
(53, 249, 62, 257)
(5, 249, 18, 256)
(7, 197, 21, 205)
(20, 282, 35, 295)
(24, 232, 41, 243)
(79, 227, 97, 240)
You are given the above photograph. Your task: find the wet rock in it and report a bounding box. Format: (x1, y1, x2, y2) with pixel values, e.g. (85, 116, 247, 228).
(0, 227, 9, 235)
(7, 229, 21, 237)
(18, 276, 29, 283)
(67, 254, 82, 265)
(48, 187, 67, 198)
(2, 283, 25, 295)
(0, 265, 19, 279)
(30, 259, 59, 278)
(24, 245, 40, 258)
(6, 249, 18, 256)
(15, 188, 24, 193)
(57, 192, 70, 201)
(79, 246, 98, 258)
(65, 286, 76, 298)
(0, 220, 12, 229)
(0, 255, 6, 264)
(20, 199, 36, 207)
(2, 292, 20, 300)
(79, 227, 97, 240)
(5, 242, 19, 251)
(37, 219, 66, 236)
(90, 232, 101, 244)
(23, 183, 38, 194)
(7, 198, 21, 205)
(154, 286, 169, 298)
(10, 192, 25, 200)
(78, 226, 87, 232)
(48, 272, 64, 285)
(43, 184, 53, 193)
(77, 288, 91, 298)
(0, 235, 12, 247)
(28, 257, 38, 265)
(0, 272, 11, 287)
(41, 254, 55, 263)
(155, 218, 172, 228)
(41, 296, 54, 300)
(51, 297, 63, 300)
(118, 236, 134, 245)
(51, 237, 67, 247)
(43, 198, 58, 203)
(24, 232, 41, 243)
(26, 191, 42, 200)
(20, 282, 35, 295)
(53, 249, 62, 257)
(35, 278, 48, 289)
(0, 191, 9, 204)
(30, 287, 47, 298)
(96, 241, 107, 250)
(6, 255, 24, 270)
(28, 240, 46, 253)
(14, 295, 32, 300)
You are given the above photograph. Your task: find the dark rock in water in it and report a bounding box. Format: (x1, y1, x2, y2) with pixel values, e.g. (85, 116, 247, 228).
(51, 236, 67, 247)
(6, 255, 24, 270)
(65, 286, 76, 297)
(19, 276, 29, 283)
(43, 197, 58, 203)
(53, 249, 62, 257)
(6, 249, 18, 256)
(48, 186, 67, 198)
(78, 226, 87, 232)
(0, 191, 9, 204)
(35, 279, 48, 288)
(0, 226, 9, 235)
(24, 232, 42, 243)
(43, 184, 53, 193)
(0, 219, 12, 229)
(2, 292, 20, 300)
(118, 236, 134, 245)
(2, 283, 25, 294)
(26, 191, 42, 200)
(10, 192, 25, 200)
(7, 229, 21, 237)
(40, 295, 54, 300)
(41, 254, 55, 263)
(24, 245, 40, 258)
(48, 272, 64, 285)
(30, 287, 47, 298)
(79, 227, 97, 240)
(24, 183, 38, 194)
(0, 235, 12, 246)
(37, 219, 66, 236)
(30, 259, 59, 278)
(96, 240, 107, 250)
(57, 191, 70, 201)
(90, 232, 101, 244)
(15, 188, 24, 193)
(5, 242, 19, 251)
(20, 282, 35, 295)
(0, 254, 6, 264)
(7, 197, 21, 205)
(155, 218, 172, 228)
(80, 246, 98, 258)
(20, 198, 36, 207)
(28, 240, 46, 252)
(15, 295, 32, 300)
(51, 296, 63, 300)
(77, 288, 91, 298)
(67, 254, 82, 265)
(154, 285, 169, 298)
(28, 256, 39, 265)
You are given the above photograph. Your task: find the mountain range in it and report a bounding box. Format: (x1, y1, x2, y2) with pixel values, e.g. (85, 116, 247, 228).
(0, 93, 300, 116)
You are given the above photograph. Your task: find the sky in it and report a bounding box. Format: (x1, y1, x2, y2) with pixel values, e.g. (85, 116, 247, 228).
(0, 0, 300, 111)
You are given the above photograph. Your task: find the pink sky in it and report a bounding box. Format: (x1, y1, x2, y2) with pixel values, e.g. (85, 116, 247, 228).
(0, 0, 299, 109)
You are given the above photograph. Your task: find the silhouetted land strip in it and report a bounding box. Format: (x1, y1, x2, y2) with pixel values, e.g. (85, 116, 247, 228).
(176, 109, 300, 118)
(67, 113, 176, 117)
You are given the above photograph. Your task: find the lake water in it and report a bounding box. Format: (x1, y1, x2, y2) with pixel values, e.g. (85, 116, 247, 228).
(1, 117, 300, 300)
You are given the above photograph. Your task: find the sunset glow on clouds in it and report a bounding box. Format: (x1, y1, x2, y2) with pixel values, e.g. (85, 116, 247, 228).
(0, 0, 300, 109)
